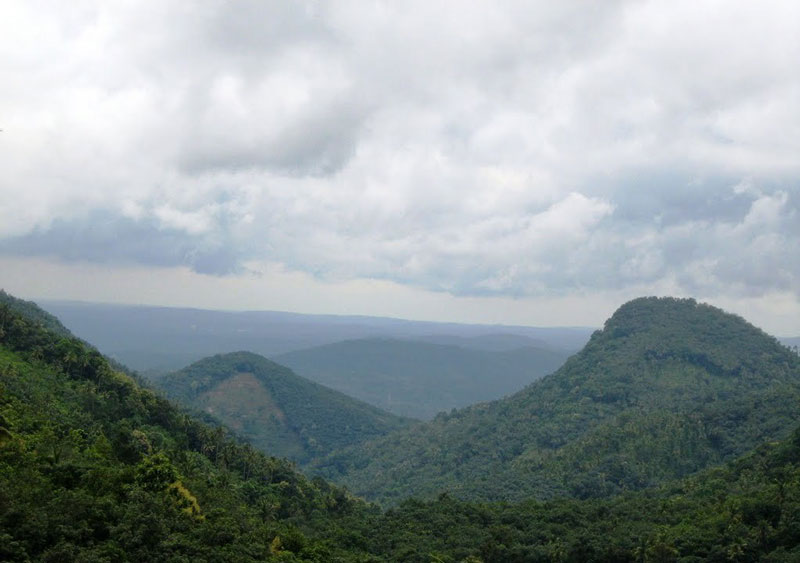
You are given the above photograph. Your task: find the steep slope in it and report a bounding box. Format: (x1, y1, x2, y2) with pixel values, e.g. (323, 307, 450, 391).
(158, 351, 411, 463)
(276, 338, 570, 419)
(317, 297, 800, 504)
(0, 292, 379, 562)
(0, 289, 74, 338)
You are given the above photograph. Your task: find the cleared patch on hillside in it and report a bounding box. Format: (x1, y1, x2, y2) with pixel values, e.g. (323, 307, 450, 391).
(196, 372, 302, 458)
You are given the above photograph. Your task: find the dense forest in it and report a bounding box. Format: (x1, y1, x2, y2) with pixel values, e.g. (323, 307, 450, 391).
(316, 297, 800, 504)
(3, 290, 800, 561)
(0, 291, 382, 561)
(158, 351, 411, 463)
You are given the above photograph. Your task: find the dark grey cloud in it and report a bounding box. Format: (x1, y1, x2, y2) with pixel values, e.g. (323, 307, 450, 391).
(0, 212, 242, 275)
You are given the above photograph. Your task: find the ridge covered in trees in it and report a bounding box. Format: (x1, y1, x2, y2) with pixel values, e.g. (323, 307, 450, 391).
(316, 297, 800, 504)
(0, 292, 378, 561)
(158, 351, 411, 463)
(3, 291, 800, 561)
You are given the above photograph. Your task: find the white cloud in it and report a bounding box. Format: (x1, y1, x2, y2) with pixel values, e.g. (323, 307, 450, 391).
(0, 0, 799, 321)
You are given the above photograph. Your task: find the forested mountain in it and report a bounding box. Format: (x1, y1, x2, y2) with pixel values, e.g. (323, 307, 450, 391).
(0, 292, 380, 561)
(158, 352, 411, 463)
(317, 297, 800, 505)
(276, 338, 569, 419)
(40, 300, 591, 374)
(4, 291, 800, 561)
(0, 290, 74, 338)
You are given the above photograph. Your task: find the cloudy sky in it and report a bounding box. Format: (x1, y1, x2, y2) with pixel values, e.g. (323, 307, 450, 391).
(1, 1, 799, 334)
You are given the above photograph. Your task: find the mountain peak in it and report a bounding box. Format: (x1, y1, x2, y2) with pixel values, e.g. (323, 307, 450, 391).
(159, 350, 410, 463)
(320, 296, 800, 503)
(587, 296, 791, 378)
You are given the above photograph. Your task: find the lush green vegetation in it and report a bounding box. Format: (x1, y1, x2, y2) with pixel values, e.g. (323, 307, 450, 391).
(362, 428, 800, 562)
(158, 352, 411, 464)
(275, 338, 569, 420)
(4, 292, 800, 562)
(317, 297, 800, 505)
(0, 290, 74, 338)
(0, 293, 381, 561)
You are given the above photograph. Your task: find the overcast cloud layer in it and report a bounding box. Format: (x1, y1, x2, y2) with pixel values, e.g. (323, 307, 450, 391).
(1, 1, 799, 323)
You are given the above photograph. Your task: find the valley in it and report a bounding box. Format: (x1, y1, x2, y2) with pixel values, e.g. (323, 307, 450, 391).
(275, 338, 569, 419)
(2, 290, 800, 561)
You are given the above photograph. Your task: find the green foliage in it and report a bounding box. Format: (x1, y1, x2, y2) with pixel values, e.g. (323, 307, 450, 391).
(158, 351, 411, 463)
(317, 297, 800, 504)
(0, 290, 74, 339)
(0, 297, 379, 561)
(358, 427, 800, 562)
(4, 292, 800, 562)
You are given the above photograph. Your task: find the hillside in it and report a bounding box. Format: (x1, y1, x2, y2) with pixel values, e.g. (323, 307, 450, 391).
(276, 338, 569, 419)
(317, 297, 800, 504)
(0, 290, 74, 338)
(365, 425, 800, 561)
(4, 291, 800, 561)
(158, 352, 411, 463)
(0, 292, 382, 561)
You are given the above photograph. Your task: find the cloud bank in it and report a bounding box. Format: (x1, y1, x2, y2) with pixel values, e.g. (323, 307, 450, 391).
(1, 0, 799, 304)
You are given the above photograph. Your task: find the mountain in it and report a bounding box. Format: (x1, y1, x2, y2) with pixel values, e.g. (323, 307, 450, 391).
(317, 297, 800, 505)
(0, 291, 380, 561)
(39, 300, 592, 373)
(4, 290, 800, 561)
(157, 351, 411, 463)
(276, 338, 569, 419)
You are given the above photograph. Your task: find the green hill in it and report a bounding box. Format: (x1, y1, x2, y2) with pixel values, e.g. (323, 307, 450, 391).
(158, 351, 412, 463)
(275, 338, 569, 420)
(0, 290, 74, 338)
(4, 290, 800, 562)
(317, 297, 800, 505)
(0, 291, 385, 561)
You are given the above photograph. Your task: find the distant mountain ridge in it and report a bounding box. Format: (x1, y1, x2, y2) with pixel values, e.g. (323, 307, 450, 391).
(317, 297, 800, 504)
(158, 351, 411, 463)
(276, 338, 569, 419)
(39, 300, 593, 373)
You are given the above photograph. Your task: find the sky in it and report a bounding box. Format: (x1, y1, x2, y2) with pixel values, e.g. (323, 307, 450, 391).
(1, 1, 799, 334)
